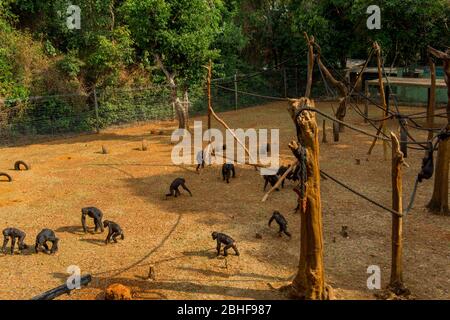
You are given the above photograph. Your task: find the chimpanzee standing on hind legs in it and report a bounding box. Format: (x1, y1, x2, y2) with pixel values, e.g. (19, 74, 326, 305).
(35, 229, 59, 254)
(211, 232, 240, 256)
(222, 163, 236, 183)
(166, 178, 193, 198)
(2, 228, 28, 255)
(103, 220, 124, 244)
(268, 211, 291, 238)
(81, 207, 104, 233)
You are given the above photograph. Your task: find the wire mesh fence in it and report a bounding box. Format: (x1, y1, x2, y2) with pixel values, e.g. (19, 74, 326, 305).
(0, 66, 332, 147)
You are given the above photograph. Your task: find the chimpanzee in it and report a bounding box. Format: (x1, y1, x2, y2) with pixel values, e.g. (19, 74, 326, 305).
(222, 163, 236, 183)
(418, 142, 434, 183)
(81, 207, 104, 233)
(211, 232, 240, 256)
(2, 228, 28, 255)
(276, 165, 293, 188)
(103, 220, 124, 244)
(263, 175, 280, 191)
(166, 178, 193, 198)
(268, 211, 291, 238)
(35, 229, 59, 254)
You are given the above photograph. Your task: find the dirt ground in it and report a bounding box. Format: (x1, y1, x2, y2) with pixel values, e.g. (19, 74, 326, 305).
(0, 101, 449, 300)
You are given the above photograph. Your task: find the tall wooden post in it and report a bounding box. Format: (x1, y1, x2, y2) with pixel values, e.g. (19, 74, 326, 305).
(322, 119, 328, 143)
(389, 132, 408, 296)
(234, 72, 238, 111)
(427, 46, 450, 215)
(207, 60, 212, 132)
(283, 68, 288, 98)
(304, 33, 315, 99)
(427, 58, 436, 141)
(368, 42, 389, 160)
(93, 87, 100, 134)
(285, 98, 330, 300)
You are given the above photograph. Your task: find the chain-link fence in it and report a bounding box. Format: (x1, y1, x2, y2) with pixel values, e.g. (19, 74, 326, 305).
(0, 66, 333, 146)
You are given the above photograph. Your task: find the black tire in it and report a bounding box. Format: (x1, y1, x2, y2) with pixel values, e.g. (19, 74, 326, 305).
(0, 173, 12, 182)
(14, 160, 30, 171)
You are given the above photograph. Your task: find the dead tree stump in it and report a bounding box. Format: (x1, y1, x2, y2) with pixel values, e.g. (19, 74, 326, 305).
(284, 98, 330, 300)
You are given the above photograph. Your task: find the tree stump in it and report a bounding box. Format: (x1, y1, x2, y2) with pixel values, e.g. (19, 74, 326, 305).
(284, 98, 330, 300)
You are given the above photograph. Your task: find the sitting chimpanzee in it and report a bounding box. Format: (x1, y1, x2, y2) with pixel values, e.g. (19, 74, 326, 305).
(222, 163, 236, 183)
(166, 178, 193, 198)
(2, 228, 28, 255)
(211, 232, 240, 256)
(268, 211, 291, 238)
(35, 229, 59, 254)
(263, 175, 280, 191)
(418, 142, 434, 183)
(81, 207, 104, 233)
(103, 220, 124, 244)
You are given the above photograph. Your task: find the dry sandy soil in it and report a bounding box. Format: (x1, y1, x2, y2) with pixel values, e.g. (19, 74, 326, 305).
(0, 101, 449, 300)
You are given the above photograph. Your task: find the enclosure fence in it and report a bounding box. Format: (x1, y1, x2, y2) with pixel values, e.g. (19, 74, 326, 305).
(0, 66, 318, 146)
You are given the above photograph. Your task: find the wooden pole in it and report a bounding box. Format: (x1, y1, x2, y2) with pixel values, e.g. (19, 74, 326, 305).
(322, 119, 328, 143)
(427, 58, 436, 141)
(284, 68, 288, 98)
(364, 81, 369, 123)
(304, 33, 314, 99)
(234, 72, 238, 111)
(389, 132, 408, 296)
(93, 87, 100, 134)
(207, 60, 212, 132)
(367, 42, 389, 160)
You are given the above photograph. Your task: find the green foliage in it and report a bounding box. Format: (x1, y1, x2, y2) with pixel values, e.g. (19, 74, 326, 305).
(121, 0, 222, 87)
(57, 50, 85, 78)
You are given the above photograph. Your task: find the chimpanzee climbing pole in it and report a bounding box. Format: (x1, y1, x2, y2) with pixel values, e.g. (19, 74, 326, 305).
(389, 132, 408, 296)
(284, 98, 330, 300)
(367, 42, 389, 160)
(427, 46, 450, 215)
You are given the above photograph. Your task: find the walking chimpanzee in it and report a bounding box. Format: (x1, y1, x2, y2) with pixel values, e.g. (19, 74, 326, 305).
(222, 163, 236, 183)
(268, 211, 291, 238)
(166, 178, 193, 198)
(103, 220, 124, 244)
(211, 232, 240, 256)
(2, 228, 28, 255)
(263, 175, 280, 191)
(35, 229, 59, 254)
(81, 207, 104, 233)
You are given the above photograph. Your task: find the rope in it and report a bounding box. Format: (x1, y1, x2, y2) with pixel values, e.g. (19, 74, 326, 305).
(214, 84, 289, 101)
(320, 170, 402, 217)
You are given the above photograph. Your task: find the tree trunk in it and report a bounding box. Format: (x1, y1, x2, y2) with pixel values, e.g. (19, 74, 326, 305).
(427, 47, 450, 215)
(427, 58, 436, 141)
(285, 98, 330, 300)
(154, 54, 189, 130)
